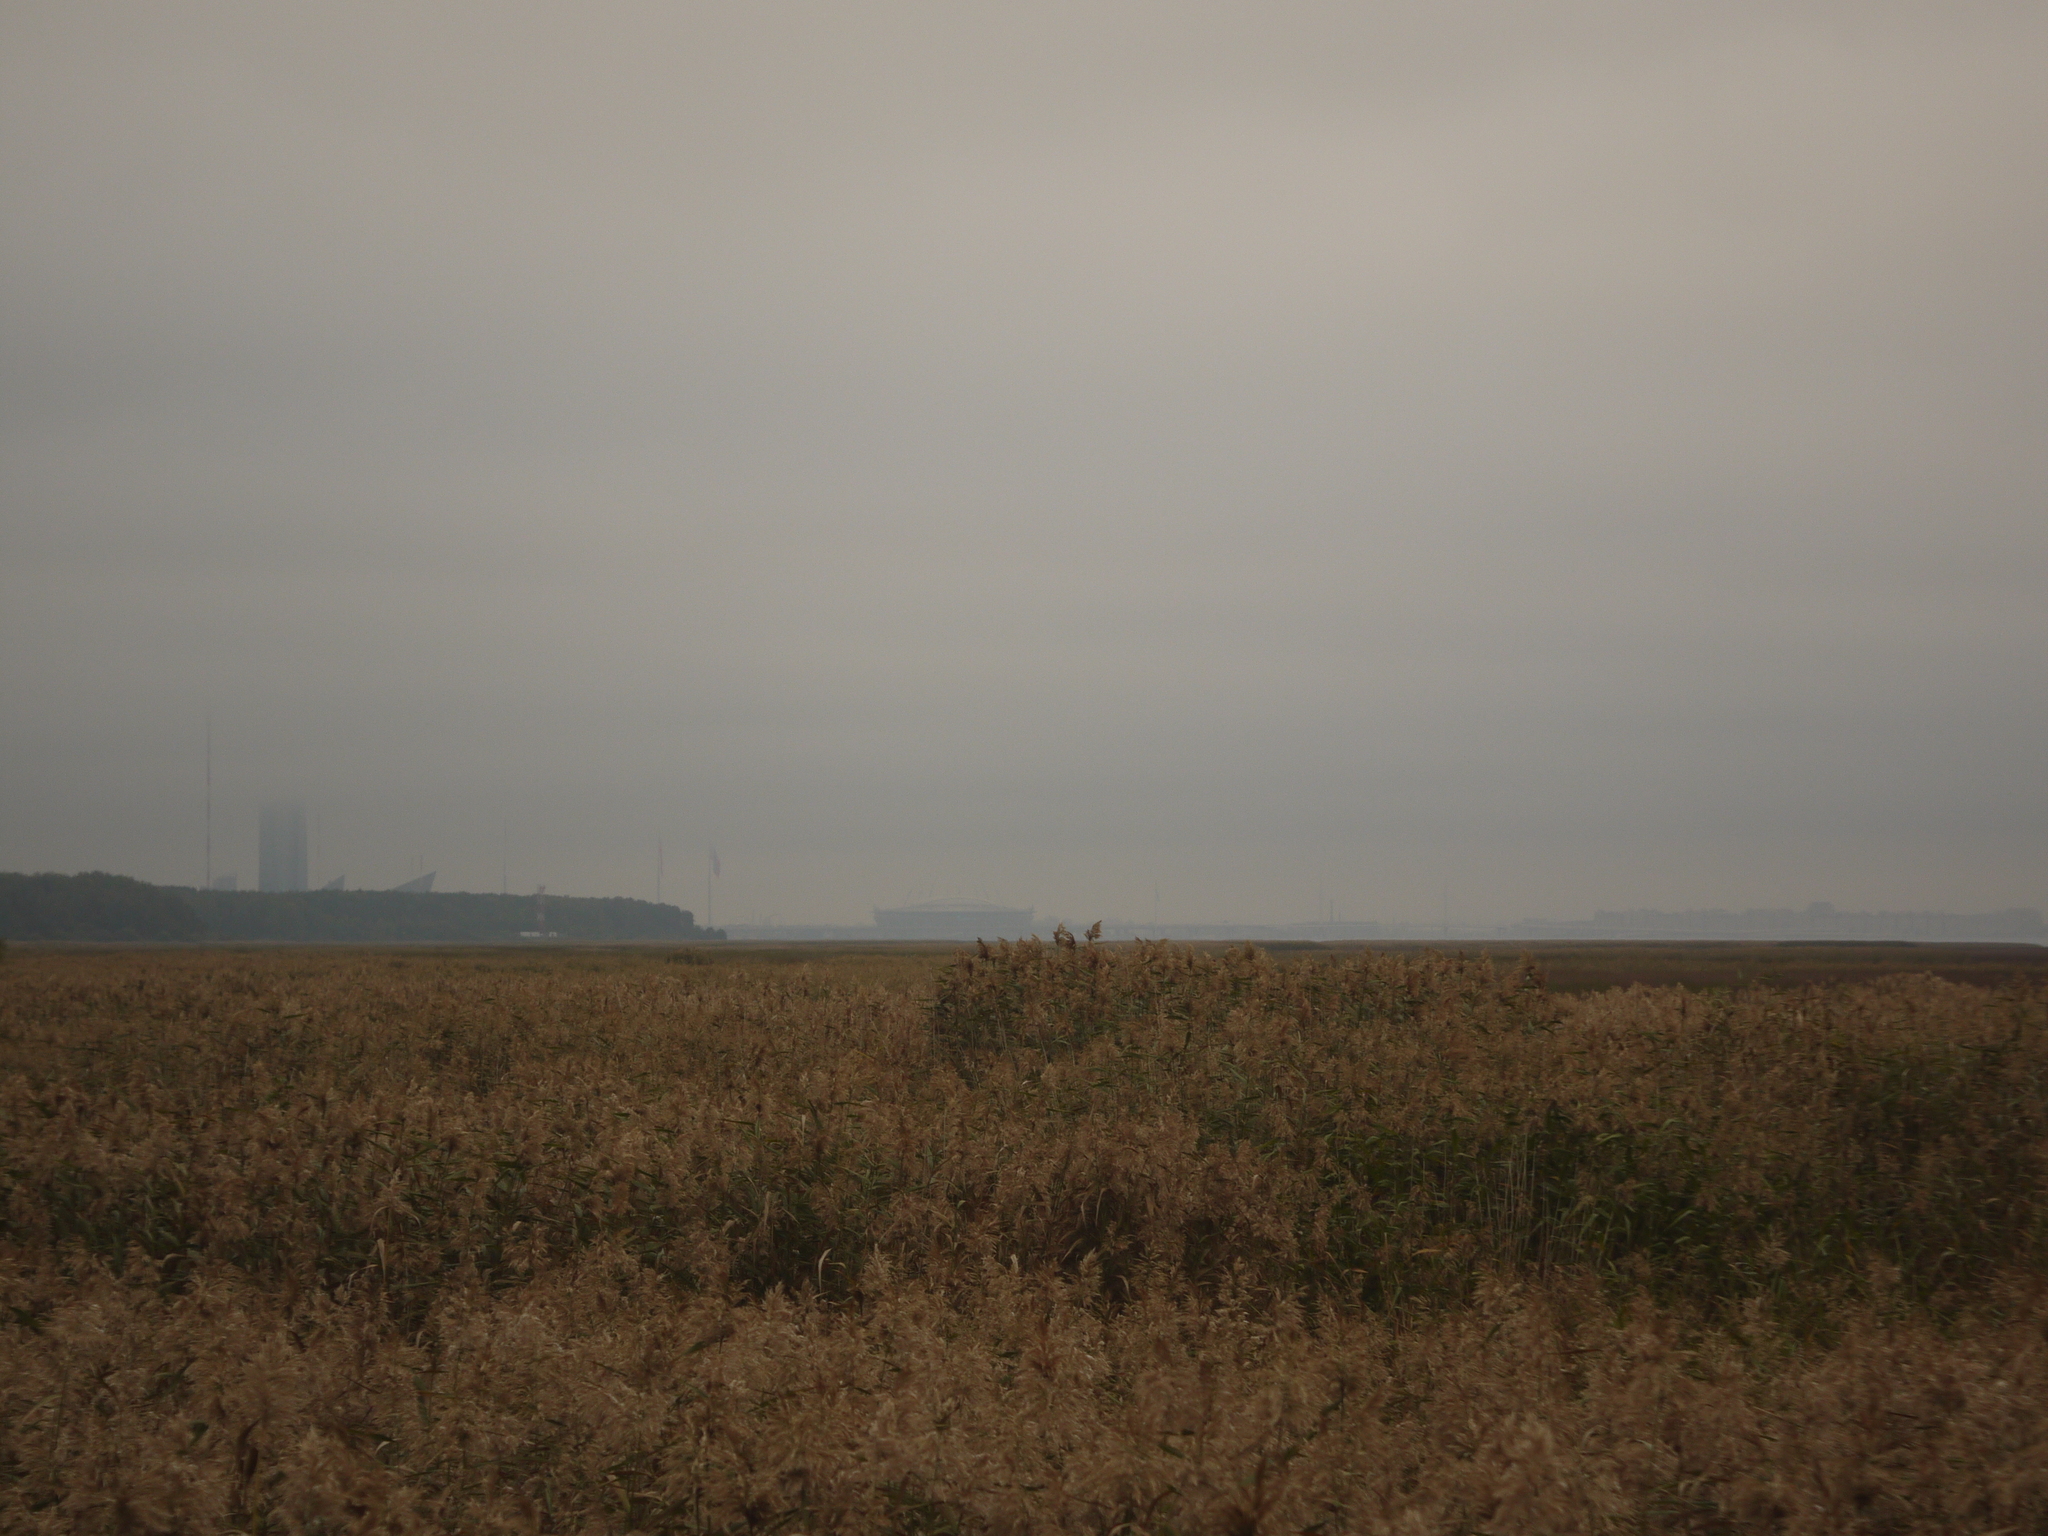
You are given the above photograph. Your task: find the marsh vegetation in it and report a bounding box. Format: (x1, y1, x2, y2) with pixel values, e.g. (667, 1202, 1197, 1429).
(3, 940, 2044, 1532)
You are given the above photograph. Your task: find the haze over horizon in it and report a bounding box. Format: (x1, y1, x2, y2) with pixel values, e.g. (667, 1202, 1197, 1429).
(4, 3, 2043, 929)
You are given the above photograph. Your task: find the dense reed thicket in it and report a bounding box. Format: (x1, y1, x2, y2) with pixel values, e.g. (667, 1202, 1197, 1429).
(3, 940, 2045, 1533)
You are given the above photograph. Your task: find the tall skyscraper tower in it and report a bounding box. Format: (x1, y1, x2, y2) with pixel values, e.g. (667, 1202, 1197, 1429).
(258, 803, 308, 892)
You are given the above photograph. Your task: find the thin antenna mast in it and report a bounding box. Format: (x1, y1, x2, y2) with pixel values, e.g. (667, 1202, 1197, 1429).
(656, 838, 663, 904)
(204, 716, 212, 890)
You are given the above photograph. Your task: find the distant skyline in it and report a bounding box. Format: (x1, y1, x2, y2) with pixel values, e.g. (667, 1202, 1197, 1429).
(64, 768, 2037, 935)
(4, 4, 2043, 926)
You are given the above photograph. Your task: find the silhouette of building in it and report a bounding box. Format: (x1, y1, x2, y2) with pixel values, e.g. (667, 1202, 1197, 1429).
(258, 803, 307, 892)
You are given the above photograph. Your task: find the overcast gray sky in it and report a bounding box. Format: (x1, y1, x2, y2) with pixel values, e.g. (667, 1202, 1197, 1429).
(3, 2, 2043, 926)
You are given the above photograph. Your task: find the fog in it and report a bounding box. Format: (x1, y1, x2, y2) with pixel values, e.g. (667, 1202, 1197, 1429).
(3, 2, 2043, 927)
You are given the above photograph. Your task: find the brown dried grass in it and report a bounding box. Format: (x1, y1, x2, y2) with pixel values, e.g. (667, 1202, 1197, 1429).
(2, 940, 2045, 1533)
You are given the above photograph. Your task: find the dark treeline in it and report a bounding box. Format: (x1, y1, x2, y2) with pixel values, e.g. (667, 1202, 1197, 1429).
(0, 872, 721, 943)
(0, 873, 206, 942)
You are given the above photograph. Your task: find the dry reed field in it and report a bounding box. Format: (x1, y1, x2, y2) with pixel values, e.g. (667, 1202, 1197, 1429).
(3, 938, 2045, 1534)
